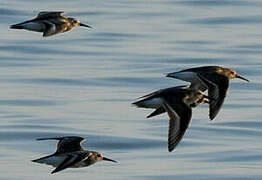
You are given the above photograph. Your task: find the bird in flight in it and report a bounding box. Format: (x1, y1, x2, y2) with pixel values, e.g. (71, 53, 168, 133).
(32, 136, 117, 174)
(10, 11, 92, 37)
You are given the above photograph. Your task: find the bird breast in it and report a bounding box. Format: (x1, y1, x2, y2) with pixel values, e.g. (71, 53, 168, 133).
(183, 93, 204, 107)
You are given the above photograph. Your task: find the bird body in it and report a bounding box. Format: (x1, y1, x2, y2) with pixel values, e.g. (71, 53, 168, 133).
(10, 11, 92, 37)
(133, 86, 212, 152)
(166, 66, 249, 120)
(32, 136, 116, 174)
(133, 86, 209, 118)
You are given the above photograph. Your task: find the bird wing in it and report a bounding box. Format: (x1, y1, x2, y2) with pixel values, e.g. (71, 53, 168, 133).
(37, 136, 84, 153)
(136, 86, 188, 100)
(51, 153, 84, 174)
(162, 100, 192, 152)
(42, 21, 58, 37)
(179, 66, 219, 91)
(180, 66, 220, 73)
(146, 107, 165, 118)
(197, 73, 229, 120)
(136, 89, 163, 99)
(31, 153, 64, 167)
(36, 11, 65, 19)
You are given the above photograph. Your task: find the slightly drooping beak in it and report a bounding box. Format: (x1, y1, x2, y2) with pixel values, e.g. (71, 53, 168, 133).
(103, 157, 117, 163)
(236, 74, 249, 82)
(80, 23, 92, 28)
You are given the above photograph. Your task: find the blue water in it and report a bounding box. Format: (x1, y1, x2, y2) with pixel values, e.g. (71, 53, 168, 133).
(0, 0, 262, 179)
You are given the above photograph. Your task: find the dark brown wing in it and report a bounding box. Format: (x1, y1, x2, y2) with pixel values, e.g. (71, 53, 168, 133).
(131, 89, 164, 108)
(197, 73, 229, 120)
(37, 136, 85, 153)
(132, 86, 188, 107)
(132, 86, 188, 118)
(180, 66, 220, 73)
(41, 21, 58, 37)
(136, 86, 188, 100)
(162, 100, 192, 152)
(36, 11, 65, 19)
(146, 107, 165, 118)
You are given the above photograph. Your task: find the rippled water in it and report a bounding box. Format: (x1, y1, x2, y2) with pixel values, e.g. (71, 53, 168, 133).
(1, 0, 262, 179)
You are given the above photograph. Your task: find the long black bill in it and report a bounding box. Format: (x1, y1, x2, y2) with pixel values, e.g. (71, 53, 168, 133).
(236, 74, 249, 82)
(80, 23, 92, 28)
(103, 157, 117, 163)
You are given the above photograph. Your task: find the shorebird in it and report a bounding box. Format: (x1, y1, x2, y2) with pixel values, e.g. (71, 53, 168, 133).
(10, 11, 92, 37)
(132, 86, 213, 152)
(166, 66, 249, 120)
(32, 136, 117, 174)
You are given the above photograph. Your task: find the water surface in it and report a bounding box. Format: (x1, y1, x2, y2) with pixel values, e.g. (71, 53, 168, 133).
(0, 0, 262, 179)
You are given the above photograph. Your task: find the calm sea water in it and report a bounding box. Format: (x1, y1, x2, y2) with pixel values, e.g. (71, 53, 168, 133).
(0, 0, 262, 179)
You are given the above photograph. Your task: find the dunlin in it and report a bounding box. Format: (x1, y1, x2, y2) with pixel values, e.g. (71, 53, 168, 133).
(166, 66, 249, 120)
(10, 11, 92, 37)
(32, 136, 117, 174)
(132, 86, 212, 152)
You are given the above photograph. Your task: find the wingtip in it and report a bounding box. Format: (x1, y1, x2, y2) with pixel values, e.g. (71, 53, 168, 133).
(163, 73, 169, 77)
(168, 148, 174, 152)
(165, 72, 178, 78)
(36, 137, 60, 141)
(51, 168, 60, 174)
(168, 142, 176, 152)
(10, 24, 22, 29)
(146, 115, 152, 118)
(36, 138, 48, 141)
(131, 102, 137, 107)
(209, 113, 216, 121)
(165, 73, 172, 78)
(131, 101, 142, 108)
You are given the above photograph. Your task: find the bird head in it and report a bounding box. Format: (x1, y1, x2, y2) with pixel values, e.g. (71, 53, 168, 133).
(96, 153, 117, 163)
(69, 18, 92, 28)
(224, 68, 249, 82)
